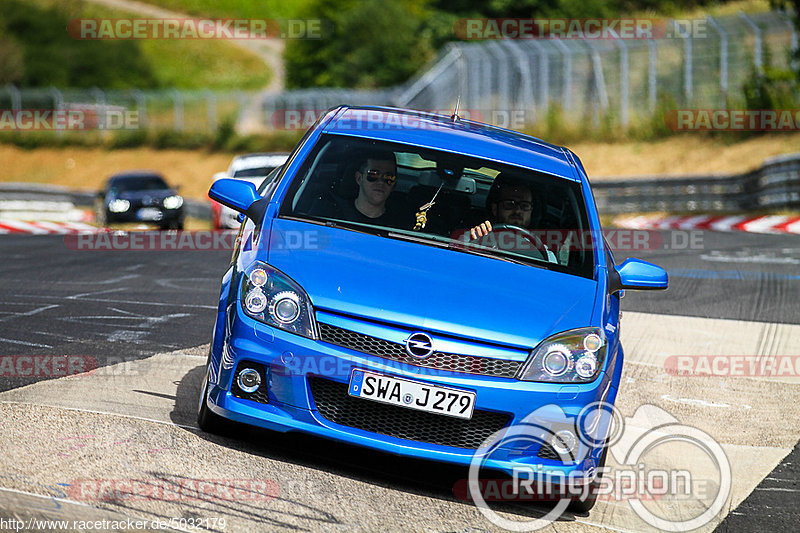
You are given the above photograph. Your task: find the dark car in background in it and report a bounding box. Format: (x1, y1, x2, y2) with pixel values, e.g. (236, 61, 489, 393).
(96, 171, 185, 230)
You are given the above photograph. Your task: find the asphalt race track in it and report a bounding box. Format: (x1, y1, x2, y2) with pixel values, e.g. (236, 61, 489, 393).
(0, 230, 798, 532)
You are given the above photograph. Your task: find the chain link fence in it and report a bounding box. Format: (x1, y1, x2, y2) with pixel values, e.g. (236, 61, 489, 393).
(260, 10, 798, 130)
(0, 11, 795, 134)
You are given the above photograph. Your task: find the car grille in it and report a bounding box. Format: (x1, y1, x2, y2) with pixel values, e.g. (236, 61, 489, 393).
(308, 376, 512, 449)
(537, 442, 575, 462)
(317, 323, 522, 379)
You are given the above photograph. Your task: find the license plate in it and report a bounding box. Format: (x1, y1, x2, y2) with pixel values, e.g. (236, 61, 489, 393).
(348, 370, 475, 420)
(137, 208, 162, 221)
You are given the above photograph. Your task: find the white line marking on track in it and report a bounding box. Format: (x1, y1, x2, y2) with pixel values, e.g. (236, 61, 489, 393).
(0, 337, 52, 348)
(65, 287, 127, 300)
(0, 304, 58, 323)
(0, 486, 94, 508)
(0, 400, 200, 431)
(661, 394, 734, 408)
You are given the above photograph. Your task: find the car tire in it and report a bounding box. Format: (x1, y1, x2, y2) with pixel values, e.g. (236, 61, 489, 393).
(197, 364, 230, 436)
(566, 445, 608, 514)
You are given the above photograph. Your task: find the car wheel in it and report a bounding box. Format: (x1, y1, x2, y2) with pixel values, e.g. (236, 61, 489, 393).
(566, 445, 608, 514)
(197, 363, 230, 436)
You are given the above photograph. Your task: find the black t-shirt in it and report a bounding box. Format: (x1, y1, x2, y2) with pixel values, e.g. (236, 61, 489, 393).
(309, 193, 414, 230)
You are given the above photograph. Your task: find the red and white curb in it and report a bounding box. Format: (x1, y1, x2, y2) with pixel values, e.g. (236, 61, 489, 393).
(0, 221, 101, 235)
(614, 214, 800, 234)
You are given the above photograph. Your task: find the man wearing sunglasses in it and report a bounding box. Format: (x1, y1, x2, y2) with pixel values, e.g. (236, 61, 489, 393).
(354, 153, 398, 221)
(311, 149, 413, 228)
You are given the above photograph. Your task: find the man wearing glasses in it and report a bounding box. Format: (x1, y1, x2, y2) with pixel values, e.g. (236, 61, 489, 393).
(469, 173, 541, 240)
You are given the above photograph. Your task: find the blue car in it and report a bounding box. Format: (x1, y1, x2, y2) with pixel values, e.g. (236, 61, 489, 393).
(199, 106, 667, 511)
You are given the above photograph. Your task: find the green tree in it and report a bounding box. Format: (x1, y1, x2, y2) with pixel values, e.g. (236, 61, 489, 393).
(2, 0, 156, 88)
(286, 0, 435, 88)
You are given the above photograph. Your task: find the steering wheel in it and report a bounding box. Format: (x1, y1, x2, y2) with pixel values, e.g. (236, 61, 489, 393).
(486, 224, 550, 259)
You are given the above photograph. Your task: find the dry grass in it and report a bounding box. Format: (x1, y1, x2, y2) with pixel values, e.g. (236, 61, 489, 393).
(0, 146, 232, 200)
(2, 132, 800, 199)
(568, 133, 800, 180)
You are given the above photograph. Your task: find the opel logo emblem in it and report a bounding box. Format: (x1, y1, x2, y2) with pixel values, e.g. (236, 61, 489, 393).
(405, 332, 434, 359)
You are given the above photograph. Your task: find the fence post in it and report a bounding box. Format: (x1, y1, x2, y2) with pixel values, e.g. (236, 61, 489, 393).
(499, 40, 534, 124)
(90, 87, 106, 130)
(739, 12, 762, 72)
(131, 89, 146, 128)
(551, 38, 572, 112)
(205, 90, 217, 132)
(706, 16, 728, 103)
(647, 39, 657, 111)
(780, 14, 798, 70)
(585, 41, 609, 127)
(486, 42, 509, 116)
(5, 84, 21, 112)
(49, 87, 64, 136)
(170, 89, 183, 131)
(528, 40, 549, 116)
(673, 20, 693, 102)
(611, 32, 630, 128)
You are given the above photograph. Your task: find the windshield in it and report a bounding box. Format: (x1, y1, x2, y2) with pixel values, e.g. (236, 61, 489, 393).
(280, 135, 594, 278)
(112, 176, 169, 192)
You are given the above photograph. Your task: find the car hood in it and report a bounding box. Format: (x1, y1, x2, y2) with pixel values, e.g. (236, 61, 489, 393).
(265, 219, 599, 349)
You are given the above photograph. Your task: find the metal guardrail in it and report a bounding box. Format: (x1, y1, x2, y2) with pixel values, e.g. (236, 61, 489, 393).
(0, 183, 211, 220)
(591, 152, 800, 213)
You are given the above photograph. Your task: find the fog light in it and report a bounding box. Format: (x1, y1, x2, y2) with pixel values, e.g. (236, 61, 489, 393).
(237, 368, 261, 393)
(551, 429, 577, 455)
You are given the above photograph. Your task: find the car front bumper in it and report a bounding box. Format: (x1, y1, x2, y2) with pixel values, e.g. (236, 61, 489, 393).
(207, 308, 617, 480)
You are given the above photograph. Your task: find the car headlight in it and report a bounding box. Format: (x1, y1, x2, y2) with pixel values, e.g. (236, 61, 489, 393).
(518, 327, 606, 383)
(108, 199, 130, 213)
(241, 262, 316, 339)
(163, 195, 183, 209)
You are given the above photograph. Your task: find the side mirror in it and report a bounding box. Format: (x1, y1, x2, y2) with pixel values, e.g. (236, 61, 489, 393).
(209, 178, 264, 225)
(611, 258, 668, 292)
